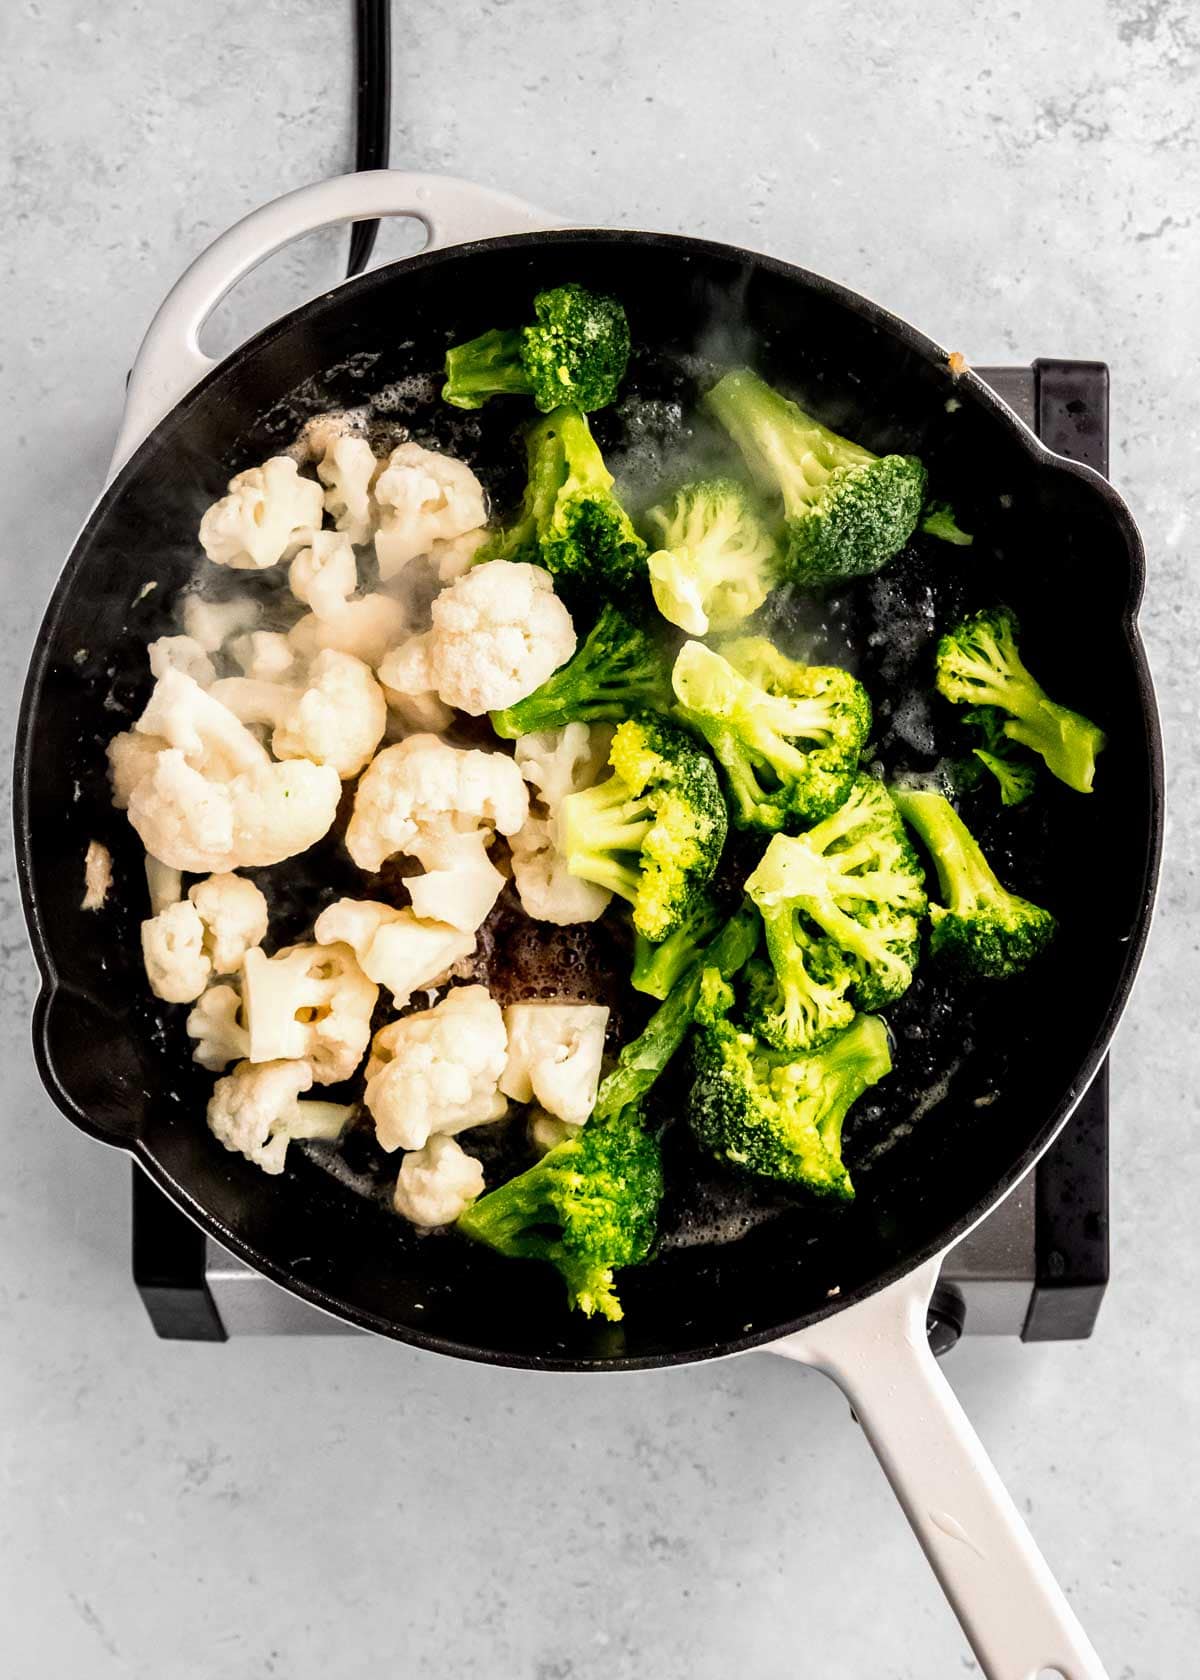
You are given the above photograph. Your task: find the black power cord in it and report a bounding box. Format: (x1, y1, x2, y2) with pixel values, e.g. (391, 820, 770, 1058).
(346, 0, 392, 278)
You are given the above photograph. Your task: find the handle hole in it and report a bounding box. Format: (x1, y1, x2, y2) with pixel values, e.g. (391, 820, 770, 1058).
(198, 217, 428, 362)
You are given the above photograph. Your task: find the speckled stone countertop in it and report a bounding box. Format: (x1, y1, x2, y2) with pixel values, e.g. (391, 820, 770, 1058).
(2, 2, 1196, 1675)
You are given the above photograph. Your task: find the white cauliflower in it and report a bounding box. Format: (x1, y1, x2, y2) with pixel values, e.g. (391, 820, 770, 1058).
(403, 828, 506, 934)
(180, 593, 261, 654)
(212, 649, 386, 780)
(345, 734, 528, 873)
(288, 530, 359, 620)
(127, 750, 341, 873)
(313, 897, 474, 1007)
(287, 595, 407, 669)
(187, 872, 268, 974)
(528, 1108, 576, 1156)
(108, 730, 169, 809)
(364, 985, 508, 1152)
(148, 635, 215, 688)
(199, 457, 323, 571)
(242, 941, 377, 1084)
(81, 840, 113, 911)
(374, 442, 486, 581)
(230, 630, 297, 683)
(432, 527, 488, 582)
(186, 982, 249, 1071)
(317, 432, 380, 546)
(392, 1135, 485, 1228)
(136, 668, 269, 781)
(380, 560, 575, 717)
(141, 900, 211, 1003)
(499, 1002, 610, 1124)
(510, 724, 613, 925)
(207, 1059, 354, 1175)
(381, 680, 454, 738)
(145, 853, 182, 914)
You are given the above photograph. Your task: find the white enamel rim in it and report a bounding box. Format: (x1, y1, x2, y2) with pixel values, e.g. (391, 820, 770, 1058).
(109, 170, 1111, 1680)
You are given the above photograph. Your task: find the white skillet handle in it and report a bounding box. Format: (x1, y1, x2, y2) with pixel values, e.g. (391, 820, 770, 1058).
(109, 170, 562, 479)
(771, 1257, 1109, 1680)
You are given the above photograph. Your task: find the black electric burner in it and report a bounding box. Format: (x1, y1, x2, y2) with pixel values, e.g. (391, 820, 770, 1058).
(130, 360, 1111, 1353)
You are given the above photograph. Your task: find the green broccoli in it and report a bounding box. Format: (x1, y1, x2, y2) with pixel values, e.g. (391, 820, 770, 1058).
(442, 282, 630, 414)
(935, 607, 1105, 793)
(480, 406, 647, 604)
(645, 477, 779, 636)
(560, 713, 728, 941)
(689, 1012, 891, 1195)
(593, 907, 760, 1121)
(892, 788, 1056, 978)
(631, 890, 723, 1000)
(671, 637, 871, 831)
(743, 776, 927, 1051)
(963, 706, 1036, 807)
(456, 1100, 662, 1322)
(703, 369, 927, 585)
(921, 501, 974, 545)
(489, 602, 672, 739)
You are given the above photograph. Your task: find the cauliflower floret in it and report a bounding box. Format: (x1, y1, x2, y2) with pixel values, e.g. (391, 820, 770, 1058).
(364, 984, 508, 1152)
(288, 530, 359, 620)
(229, 630, 297, 683)
(374, 443, 486, 581)
(127, 750, 341, 873)
(108, 730, 169, 809)
(242, 941, 377, 1084)
(313, 898, 474, 1007)
(272, 649, 387, 779)
(181, 594, 261, 654)
(212, 649, 387, 780)
(317, 432, 380, 546)
(381, 681, 455, 738)
(510, 724, 613, 925)
(81, 840, 113, 911)
(380, 561, 575, 717)
(432, 527, 488, 582)
(499, 1002, 610, 1124)
(148, 635, 215, 688)
(145, 853, 182, 914)
(199, 457, 323, 570)
(141, 900, 211, 1003)
(187, 872, 268, 974)
(403, 828, 506, 934)
(136, 668, 269, 780)
(528, 1107, 576, 1156)
(207, 1058, 353, 1175)
(186, 982, 249, 1071)
(288, 595, 408, 669)
(392, 1135, 485, 1228)
(345, 734, 528, 872)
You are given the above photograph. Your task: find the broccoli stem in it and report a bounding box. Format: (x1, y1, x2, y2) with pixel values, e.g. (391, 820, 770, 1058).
(594, 908, 759, 1120)
(442, 327, 531, 409)
(891, 789, 1000, 915)
(561, 776, 654, 905)
(704, 369, 874, 516)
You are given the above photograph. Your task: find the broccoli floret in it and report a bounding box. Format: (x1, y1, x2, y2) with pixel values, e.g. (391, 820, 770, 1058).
(560, 713, 728, 941)
(672, 637, 871, 831)
(921, 501, 974, 545)
(456, 1101, 662, 1321)
(743, 776, 927, 1050)
(892, 788, 1056, 978)
(703, 370, 927, 585)
(689, 1013, 891, 1195)
(962, 706, 1036, 807)
(490, 602, 672, 739)
(631, 890, 723, 1000)
(481, 407, 647, 605)
(442, 282, 630, 414)
(935, 607, 1105, 794)
(593, 907, 760, 1120)
(645, 477, 780, 636)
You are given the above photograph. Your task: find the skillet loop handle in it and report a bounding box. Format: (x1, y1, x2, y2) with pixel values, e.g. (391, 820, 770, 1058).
(108, 170, 562, 481)
(771, 1257, 1110, 1680)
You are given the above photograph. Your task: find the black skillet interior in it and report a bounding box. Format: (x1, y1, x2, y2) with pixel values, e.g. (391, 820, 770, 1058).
(17, 232, 1161, 1368)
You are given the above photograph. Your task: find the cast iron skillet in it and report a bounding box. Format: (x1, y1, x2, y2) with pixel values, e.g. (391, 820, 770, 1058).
(16, 218, 1162, 1374)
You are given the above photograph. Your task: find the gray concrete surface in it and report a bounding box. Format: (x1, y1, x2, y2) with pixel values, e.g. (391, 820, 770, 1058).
(2, 1, 1197, 1675)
